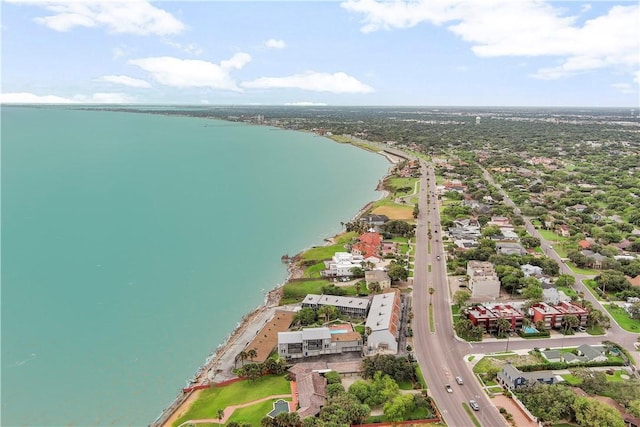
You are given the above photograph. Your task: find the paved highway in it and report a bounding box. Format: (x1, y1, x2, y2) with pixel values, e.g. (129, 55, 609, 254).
(412, 160, 507, 427)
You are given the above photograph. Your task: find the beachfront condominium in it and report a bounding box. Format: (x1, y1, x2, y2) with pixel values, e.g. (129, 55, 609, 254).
(302, 294, 370, 318)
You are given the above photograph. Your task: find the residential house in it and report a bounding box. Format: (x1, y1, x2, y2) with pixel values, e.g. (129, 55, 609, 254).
(521, 264, 543, 277)
(627, 275, 640, 287)
(580, 250, 607, 269)
(467, 261, 501, 299)
(381, 241, 398, 256)
(543, 288, 571, 305)
(576, 345, 607, 362)
(444, 180, 467, 193)
(541, 350, 563, 363)
(287, 365, 327, 418)
(497, 363, 556, 390)
(496, 242, 527, 256)
(365, 289, 401, 354)
(359, 214, 389, 230)
(365, 270, 391, 290)
(321, 252, 364, 277)
(277, 325, 363, 359)
(487, 216, 513, 229)
(302, 294, 370, 318)
(556, 224, 571, 238)
(352, 232, 383, 259)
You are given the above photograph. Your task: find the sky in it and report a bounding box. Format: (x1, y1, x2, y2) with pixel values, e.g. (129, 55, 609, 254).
(1, 0, 639, 107)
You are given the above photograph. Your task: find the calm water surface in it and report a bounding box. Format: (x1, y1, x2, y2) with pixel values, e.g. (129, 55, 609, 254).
(1, 106, 389, 426)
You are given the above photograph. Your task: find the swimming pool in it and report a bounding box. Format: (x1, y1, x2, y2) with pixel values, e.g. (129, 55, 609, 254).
(523, 326, 538, 334)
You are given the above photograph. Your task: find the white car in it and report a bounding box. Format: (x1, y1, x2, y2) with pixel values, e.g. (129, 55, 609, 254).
(469, 400, 480, 411)
(455, 376, 464, 385)
(445, 384, 453, 393)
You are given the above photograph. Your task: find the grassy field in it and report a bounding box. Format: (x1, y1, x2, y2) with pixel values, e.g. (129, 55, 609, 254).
(172, 376, 290, 426)
(303, 262, 325, 278)
(300, 232, 356, 261)
(388, 177, 420, 196)
(567, 263, 599, 276)
(371, 204, 414, 221)
(605, 304, 640, 332)
(280, 279, 331, 304)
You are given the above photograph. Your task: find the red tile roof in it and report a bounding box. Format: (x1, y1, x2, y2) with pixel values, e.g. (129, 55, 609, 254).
(352, 232, 382, 258)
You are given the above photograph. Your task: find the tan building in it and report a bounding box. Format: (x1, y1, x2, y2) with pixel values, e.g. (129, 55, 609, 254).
(365, 270, 391, 290)
(467, 261, 500, 299)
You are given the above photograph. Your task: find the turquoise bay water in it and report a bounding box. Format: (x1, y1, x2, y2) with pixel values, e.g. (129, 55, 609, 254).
(1, 106, 389, 426)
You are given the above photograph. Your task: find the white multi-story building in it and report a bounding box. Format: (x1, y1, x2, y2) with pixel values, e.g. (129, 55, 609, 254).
(321, 252, 364, 277)
(302, 294, 370, 318)
(277, 326, 363, 359)
(365, 289, 401, 354)
(467, 261, 501, 299)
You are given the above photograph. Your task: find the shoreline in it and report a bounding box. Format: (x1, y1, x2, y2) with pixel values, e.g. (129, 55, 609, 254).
(154, 137, 395, 427)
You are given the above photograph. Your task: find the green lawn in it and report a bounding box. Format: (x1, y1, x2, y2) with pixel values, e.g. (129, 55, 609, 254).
(388, 177, 420, 196)
(604, 304, 640, 332)
(303, 262, 326, 278)
(391, 236, 409, 243)
(605, 370, 627, 382)
(172, 376, 290, 426)
(556, 285, 578, 298)
(586, 325, 605, 335)
(281, 279, 331, 304)
(567, 263, 599, 275)
(537, 229, 567, 242)
(227, 398, 291, 426)
(561, 374, 582, 385)
(300, 232, 356, 261)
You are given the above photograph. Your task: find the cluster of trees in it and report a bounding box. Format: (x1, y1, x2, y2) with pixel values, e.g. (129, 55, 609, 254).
(292, 306, 340, 327)
(235, 358, 288, 382)
(361, 354, 418, 385)
(516, 372, 640, 425)
(379, 220, 415, 238)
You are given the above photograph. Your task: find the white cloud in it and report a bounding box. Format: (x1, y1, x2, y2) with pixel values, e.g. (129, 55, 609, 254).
(97, 75, 151, 88)
(341, 0, 640, 80)
(164, 40, 203, 55)
(264, 39, 286, 49)
(242, 71, 374, 94)
(7, 0, 184, 35)
(74, 92, 134, 103)
(1, 92, 134, 104)
(1, 92, 77, 104)
(285, 102, 329, 106)
(129, 53, 252, 91)
(611, 83, 636, 94)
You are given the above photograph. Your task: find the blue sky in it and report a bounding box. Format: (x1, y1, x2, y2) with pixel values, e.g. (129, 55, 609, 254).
(2, 0, 639, 106)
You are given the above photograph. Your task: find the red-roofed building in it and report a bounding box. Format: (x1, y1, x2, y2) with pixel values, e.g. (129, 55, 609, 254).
(578, 240, 591, 249)
(352, 232, 382, 258)
(627, 275, 640, 287)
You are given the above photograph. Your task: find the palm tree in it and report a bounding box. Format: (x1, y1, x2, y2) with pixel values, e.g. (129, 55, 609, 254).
(429, 287, 435, 305)
(217, 408, 224, 423)
(238, 350, 248, 367)
(247, 348, 258, 362)
(496, 317, 512, 338)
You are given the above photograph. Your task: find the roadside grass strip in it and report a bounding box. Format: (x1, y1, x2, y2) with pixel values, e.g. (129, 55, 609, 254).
(461, 402, 482, 427)
(429, 304, 435, 333)
(605, 304, 640, 332)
